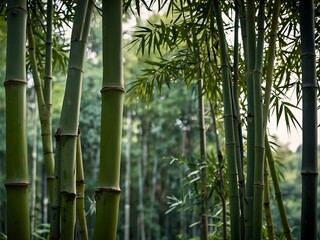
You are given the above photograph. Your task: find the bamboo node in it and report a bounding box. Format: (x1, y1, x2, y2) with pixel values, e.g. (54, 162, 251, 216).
(301, 170, 318, 175)
(4, 79, 27, 86)
(100, 86, 125, 93)
(61, 191, 76, 201)
(5, 182, 30, 188)
(95, 187, 121, 194)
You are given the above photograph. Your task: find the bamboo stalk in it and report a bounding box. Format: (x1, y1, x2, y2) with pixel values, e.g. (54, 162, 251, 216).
(262, 1, 292, 238)
(232, 2, 246, 238)
(4, 0, 30, 239)
(213, 1, 240, 239)
(49, 130, 61, 240)
(243, 0, 256, 237)
(27, 22, 55, 204)
(58, 1, 91, 238)
(124, 109, 132, 240)
(252, 1, 266, 239)
(76, 131, 88, 240)
(92, 1, 124, 239)
(265, 139, 292, 239)
(263, 159, 274, 240)
(209, 102, 227, 240)
(299, 0, 318, 238)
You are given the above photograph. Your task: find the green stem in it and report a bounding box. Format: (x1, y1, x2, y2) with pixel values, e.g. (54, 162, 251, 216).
(244, 0, 255, 237)
(213, 1, 240, 239)
(27, 22, 54, 204)
(76, 131, 88, 240)
(58, 1, 91, 238)
(5, 0, 30, 239)
(265, 139, 292, 239)
(92, 1, 124, 239)
(49, 130, 61, 240)
(263, 159, 274, 240)
(252, 1, 266, 239)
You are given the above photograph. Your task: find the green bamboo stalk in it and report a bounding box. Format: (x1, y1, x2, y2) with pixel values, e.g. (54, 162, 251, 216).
(233, 2, 246, 238)
(76, 131, 88, 240)
(265, 139, 292, 239)
(30, 95, 38, 239)
(124, 109, 132, 240)
(42, 0, 55, 203)
(243, 0, 256, 237)
(299, 0, 318, 238)
(262, 1, 292, 238)
(4, 0, 30, 239)
(49, 129, 61, 240)
(197, 78, 209, 240)
(252, 1, 266, 239)
(263, 159, 274, 240)
(92, 1, 124, 239)
(58, 1, 91, 238)
(213, 1, 240, 239)
(209, 102, 227, 240)
(44, 0, 53, 105)
(27, 22, 54, 203)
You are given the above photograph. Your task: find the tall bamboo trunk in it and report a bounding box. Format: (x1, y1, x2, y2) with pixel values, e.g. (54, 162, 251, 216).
(299, 0, 318, 239)
(213, 1, 240, 239)
(124, 109, 132, 240)
(57, 1, 91, 238)
(252, 1, 266, 239)
(244, 1, 256, 238)
(92, 1, 124, 239)
(5, 0, 30, 239)
(232, 2, 245, 237)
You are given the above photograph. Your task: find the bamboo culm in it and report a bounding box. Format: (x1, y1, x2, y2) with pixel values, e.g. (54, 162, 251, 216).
(213, 1, 241, 239)
(5, 0, 30, 239)
(299, 0, 318, 238)
(57, 0, 92, 238)
(92, 1, 124, 239)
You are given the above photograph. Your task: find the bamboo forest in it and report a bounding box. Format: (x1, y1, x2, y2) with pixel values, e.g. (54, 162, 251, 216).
(0, 0, 319, 239)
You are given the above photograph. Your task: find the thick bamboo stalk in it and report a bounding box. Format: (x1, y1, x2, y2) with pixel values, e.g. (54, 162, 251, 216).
(58, 1, 91, 238)
(252, 1, 266, 239)
(4, 0, 30, 239)
(243, 0, 256, 237)
(299, 0, 318, 238)
(92, 1, 124, 239)
(76, 132, 88, 240)
(213, 1, 240, 239)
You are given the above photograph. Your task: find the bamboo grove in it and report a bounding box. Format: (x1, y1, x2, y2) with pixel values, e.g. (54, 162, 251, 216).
(0, 0, 319, 239)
